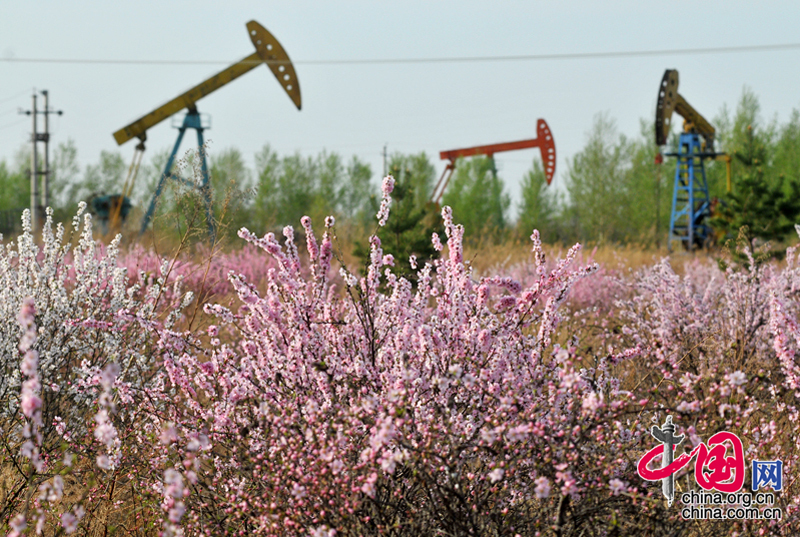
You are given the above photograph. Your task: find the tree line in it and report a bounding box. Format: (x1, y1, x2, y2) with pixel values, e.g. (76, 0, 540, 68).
(1, 88, 799, 247)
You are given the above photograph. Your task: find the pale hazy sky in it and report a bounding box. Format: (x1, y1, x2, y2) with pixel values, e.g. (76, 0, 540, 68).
(2, 1, 800, 215)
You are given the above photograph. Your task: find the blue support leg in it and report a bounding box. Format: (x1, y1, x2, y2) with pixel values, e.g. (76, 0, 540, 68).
(667, 133, 712, 251)
(688, 152, 695, 249)
(140, 125, 187, 235)
(139, 109, 216, 241)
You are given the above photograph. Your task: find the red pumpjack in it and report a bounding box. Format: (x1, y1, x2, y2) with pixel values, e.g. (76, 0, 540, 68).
(431, 118, 556, 204)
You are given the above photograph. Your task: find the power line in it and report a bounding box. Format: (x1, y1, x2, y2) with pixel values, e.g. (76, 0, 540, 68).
(2, 42, 800, 67)
(0, 89, 30, 104)
(0, 117, 27, 130)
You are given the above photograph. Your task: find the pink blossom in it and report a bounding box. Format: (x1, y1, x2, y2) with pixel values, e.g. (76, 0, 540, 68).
(361, 472, 378, 498)
(728, 371, 747, 387)
(534, 477, 551, 499)
(381, 175, 395, 195)
(310, 526, 336, 537)
(609, 478, 626, 496)
(96, 455, 111, 470)
(168, 502, 186, 523)
(20, 389, 42, 417)
(376, 175, 395, 226)
(61, 512, 78, 534)
(582, 391, 603, 413)
(9, 514, 26, 535)
(161, 424, 179, 445)
(488, 468, 504, 483)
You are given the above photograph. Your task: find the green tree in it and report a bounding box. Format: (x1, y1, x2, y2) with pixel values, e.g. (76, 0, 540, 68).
(0, 158, 28, 234)
(252, 145, 375, 234)
(253, 146, 316, 232)
(67, 150, 126, 206)
(49, 139, 81, 210)
(712, 88, 777, 197)
(355, 153, 442, 281)
(772, 108, 800, 190)
(711, 124, 800, 249)
(386, 152, 436, 211)
(208, 147, 252, 235)
(0, 159, 28, 211)
(563, 113, 632, 244)
(516, 159, 560, 241)
(626, 120, 674, 247)
(441, 156, 509, 241)
(340, 156, 374, 226)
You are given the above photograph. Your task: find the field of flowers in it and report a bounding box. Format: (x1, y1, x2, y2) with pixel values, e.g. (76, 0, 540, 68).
(1, 177, 799, 536)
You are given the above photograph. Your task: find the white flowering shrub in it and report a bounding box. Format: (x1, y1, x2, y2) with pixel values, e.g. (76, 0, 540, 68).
(0, 205, 192, 533)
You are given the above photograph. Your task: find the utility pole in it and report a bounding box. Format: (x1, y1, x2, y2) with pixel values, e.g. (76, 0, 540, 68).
(20, 90, 63, 232)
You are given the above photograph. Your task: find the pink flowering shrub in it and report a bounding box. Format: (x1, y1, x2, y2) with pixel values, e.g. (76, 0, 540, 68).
(616, 230, 800, 535)
(118, 241, 279, 306)
(486, 246, 627, 317)
(4, 189, 800, 536)
(143, 187, 659, 535)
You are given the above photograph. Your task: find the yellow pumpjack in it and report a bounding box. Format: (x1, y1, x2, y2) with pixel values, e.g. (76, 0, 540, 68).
(111, 20, 301, 238)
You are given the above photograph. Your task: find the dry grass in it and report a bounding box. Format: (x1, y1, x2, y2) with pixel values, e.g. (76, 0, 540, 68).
(463, 237, 723, 278)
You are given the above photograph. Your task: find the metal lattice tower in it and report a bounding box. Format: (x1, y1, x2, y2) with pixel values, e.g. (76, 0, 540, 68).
(668, 132, 712, 251)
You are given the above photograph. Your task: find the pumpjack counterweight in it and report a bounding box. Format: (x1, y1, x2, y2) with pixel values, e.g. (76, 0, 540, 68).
(111, 20, 301, 238)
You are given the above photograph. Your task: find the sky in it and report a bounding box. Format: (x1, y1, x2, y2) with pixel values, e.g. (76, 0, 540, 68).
(2, 1, 800, 216)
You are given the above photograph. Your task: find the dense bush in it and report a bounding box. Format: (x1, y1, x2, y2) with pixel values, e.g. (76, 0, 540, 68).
(2, 185, 799, 536)
(0, 205, 193, 534)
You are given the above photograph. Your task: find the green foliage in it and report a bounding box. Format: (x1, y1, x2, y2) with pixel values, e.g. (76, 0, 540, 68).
(711, 124, 800, 248)
(50, 139, 81, 210)
(628, 119, 673, 247)
(386, 152, 436, 210)
(253, 145, 374, 234)
(712, 88, 776, 197)
(375, 154, 442, 279)
(516, 159, 560, 241)
(564, 114, 626, 243)
(339, 156, 373, 227)
(563, 115, 625, 243)
(68, 150, 126, 205)
(772, 108, 800, 189)
(209, 147, 252, 236)
(0, 160, 28, 211)
(441, 156, 509, 241)
(5, 86, 799, 250)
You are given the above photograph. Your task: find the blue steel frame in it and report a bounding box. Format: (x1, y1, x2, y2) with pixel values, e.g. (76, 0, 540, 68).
(668, 132, 712, 251)
(140, 109, 215, 239)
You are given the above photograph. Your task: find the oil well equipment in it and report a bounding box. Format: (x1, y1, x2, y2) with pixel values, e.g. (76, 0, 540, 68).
(111, 20, 301, 238)
(431, 119, 556, 204)
(655, 69, 731, 251)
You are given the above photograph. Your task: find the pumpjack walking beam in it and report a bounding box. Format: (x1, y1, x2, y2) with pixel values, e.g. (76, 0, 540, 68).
(112, 20, 301, 238)
(432, 118, 555, 204)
